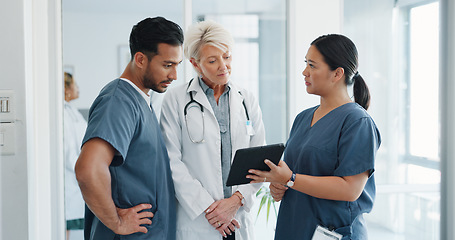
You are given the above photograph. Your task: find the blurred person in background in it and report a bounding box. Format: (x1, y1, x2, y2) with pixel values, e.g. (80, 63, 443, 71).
(64, 72, 86, 239)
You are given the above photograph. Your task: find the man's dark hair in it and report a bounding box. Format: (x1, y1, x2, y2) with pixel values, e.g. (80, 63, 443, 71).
(129, 16, 184, 60)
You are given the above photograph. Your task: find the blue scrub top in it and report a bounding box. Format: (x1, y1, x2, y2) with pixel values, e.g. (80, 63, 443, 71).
(275, 103, 381, 240)
(82, 79, 176, 240)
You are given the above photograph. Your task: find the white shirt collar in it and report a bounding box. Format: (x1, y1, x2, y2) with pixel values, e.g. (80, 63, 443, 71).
(120, 78, 151, 109)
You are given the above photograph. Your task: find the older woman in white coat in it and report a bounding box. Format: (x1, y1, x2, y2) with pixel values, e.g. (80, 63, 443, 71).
(160, 20, 266, 240)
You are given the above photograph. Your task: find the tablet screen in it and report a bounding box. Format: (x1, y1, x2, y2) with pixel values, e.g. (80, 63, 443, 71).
(226, 143, 285, 186)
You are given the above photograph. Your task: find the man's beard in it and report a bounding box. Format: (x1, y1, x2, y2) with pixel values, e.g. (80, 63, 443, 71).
(143, 72, 167, 93)
(145, 79, 164, 93)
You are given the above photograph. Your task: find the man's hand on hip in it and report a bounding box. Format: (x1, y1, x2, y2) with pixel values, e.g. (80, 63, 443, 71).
(113, 204, 154, 235)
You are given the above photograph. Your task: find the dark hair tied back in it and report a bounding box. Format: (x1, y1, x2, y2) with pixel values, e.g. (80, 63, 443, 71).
(353, 71, 359, 79)
(352, 73, 370, 110)
(311, 34, 371, 110)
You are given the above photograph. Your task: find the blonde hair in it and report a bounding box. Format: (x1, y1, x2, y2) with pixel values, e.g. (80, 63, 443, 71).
(64, 72, 74, 90)
(184, 20, 234, 62)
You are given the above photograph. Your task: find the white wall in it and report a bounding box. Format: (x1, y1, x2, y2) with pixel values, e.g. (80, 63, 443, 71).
(62, 9, 184, 111)
(0, 0, 64, 239)
(0, 0, 29, 239)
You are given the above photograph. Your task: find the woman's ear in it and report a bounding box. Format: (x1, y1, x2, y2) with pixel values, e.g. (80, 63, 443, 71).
(333, 67, 345, 83)
(190, 58, 201, 73)
(64, 88, 70, 96)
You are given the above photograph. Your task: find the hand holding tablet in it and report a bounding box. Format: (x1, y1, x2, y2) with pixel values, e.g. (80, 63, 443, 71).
(226, 143, 285, 186)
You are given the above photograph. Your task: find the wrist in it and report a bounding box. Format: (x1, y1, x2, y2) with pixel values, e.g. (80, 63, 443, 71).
(232, 191, 244, 206)
(281, 170, 292, 185)
(285, 171, 296, 188)
(108, 216, 122, 234)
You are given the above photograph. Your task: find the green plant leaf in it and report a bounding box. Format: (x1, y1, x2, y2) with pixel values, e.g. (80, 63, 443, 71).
(256, 195, 267, 218)
(266, 195, 272, 224)
(272, 197, 278, 217)
(256, 187, 263, 197)
(255, 185, 278, 226)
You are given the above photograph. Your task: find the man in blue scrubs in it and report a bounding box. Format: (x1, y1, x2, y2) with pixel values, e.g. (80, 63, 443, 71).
(75, 17, 183, 240)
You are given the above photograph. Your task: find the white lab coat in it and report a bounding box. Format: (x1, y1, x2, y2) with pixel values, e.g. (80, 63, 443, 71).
(160, 79, 266, 240)
(63, 101, 87, 221)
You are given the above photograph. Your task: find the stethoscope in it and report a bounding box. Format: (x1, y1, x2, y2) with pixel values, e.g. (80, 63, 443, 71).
(184, 79, 250, 143)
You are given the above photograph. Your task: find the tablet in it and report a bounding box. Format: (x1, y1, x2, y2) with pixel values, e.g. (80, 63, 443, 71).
(226, 143, 285, 186)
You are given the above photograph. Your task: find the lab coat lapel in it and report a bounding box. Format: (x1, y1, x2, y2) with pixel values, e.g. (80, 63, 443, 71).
(186, 78, 216, 119)
(229, 84, 245, 157)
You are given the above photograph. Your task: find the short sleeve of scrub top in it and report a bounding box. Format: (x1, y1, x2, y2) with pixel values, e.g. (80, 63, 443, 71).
(82, 91, 137, 166)
(335, 116, 380, 177)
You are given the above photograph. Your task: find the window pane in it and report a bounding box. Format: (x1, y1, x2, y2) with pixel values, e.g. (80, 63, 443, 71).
(343, 0, 440, 239)
(409, 2, 439, 160)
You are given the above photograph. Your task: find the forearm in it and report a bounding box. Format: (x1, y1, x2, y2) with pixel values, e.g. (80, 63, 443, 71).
(75, 138, 120, 232)
(291, 172, 368, 201)
(76, 161, 120, 231)
(248, 160, 369, 202)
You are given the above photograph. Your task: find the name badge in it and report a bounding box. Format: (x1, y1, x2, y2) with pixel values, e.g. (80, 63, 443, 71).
(311, 225, 343, 240)
(246, 120, 254, 136)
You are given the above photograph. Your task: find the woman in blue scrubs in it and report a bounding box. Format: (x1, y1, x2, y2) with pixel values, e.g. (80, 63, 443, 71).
(248, 34, 381, 240)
